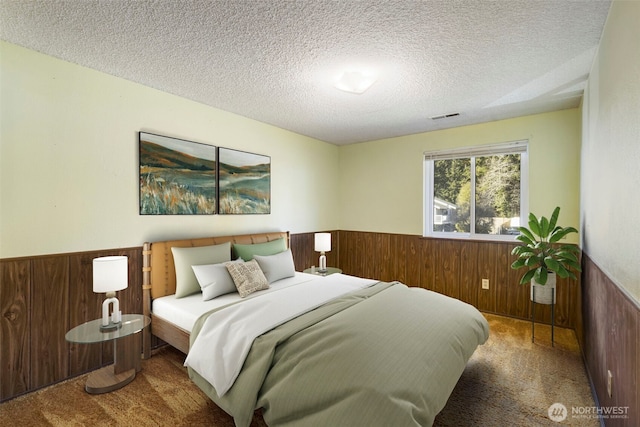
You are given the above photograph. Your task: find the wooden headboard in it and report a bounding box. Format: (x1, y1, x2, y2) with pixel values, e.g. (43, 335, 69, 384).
(141, 231, 289, 357)
(142, 231, 289, 300)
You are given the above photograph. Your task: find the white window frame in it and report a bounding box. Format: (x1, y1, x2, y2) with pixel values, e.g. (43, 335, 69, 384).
(423, 140, 529, 241)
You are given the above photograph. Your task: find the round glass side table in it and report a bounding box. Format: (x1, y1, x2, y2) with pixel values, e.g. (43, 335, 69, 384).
(66, 314, 150, 394)
(303, 266, 343, 276)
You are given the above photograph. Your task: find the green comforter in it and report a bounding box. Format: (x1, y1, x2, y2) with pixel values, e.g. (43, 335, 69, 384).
(188, 281, 489, 427)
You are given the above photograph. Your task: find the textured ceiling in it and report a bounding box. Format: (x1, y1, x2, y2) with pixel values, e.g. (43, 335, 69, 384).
(0, 0, 611, 145)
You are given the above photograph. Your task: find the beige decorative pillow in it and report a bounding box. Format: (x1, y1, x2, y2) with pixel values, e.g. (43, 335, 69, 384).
(226, 259, 269, 298)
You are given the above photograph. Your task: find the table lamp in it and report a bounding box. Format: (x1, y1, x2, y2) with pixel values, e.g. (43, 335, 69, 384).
(314, 233, 331, 273)
(93, 256, 128, 332)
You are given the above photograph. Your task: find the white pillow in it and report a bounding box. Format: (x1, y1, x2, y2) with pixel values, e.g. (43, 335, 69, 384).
(171, 242, 231, 298)
(192, 258, 242, 301)
(253, 249, 296, 283)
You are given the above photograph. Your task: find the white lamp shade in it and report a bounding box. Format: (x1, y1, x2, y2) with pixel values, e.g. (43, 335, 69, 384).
(314, 233, 331, 252)
(93, 256, 128, 293)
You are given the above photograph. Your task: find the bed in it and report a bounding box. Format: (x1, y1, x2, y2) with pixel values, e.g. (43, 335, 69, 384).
(142, 231, 489, 427)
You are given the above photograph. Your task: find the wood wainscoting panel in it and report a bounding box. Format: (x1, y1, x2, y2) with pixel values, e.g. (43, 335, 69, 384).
(290, 231, 338, 273)
(348, 231, 369, 278)
(115, 248, 144, 374)
(436, 239, 461, 299)
(582, 257, 609, 400)
(374, 233, 392, 282)
(582, 254, 639, 425)
(477, 242, 498, 313)
(289, 233, 314, 272)
(403, 234, 423, 287)
(69, 253, 103, 377)
(389, 234, 406, 284)
(1, 233, 582, 402)
(0, 260, 31, 400)
(498, 243, 531, 321)
(30, 256, 70, 390)
(608, 293, 639, 426)
(458, 240, 479, 306)
(336, 231, 579, 329)
(557, 272, 578, 328)
(416, 236, 434, 289)
(0, 247, 142, 402)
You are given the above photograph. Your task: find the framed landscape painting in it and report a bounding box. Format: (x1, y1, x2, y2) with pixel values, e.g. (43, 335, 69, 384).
(139, 132, 216, 215)
(218, 147, 271, 214)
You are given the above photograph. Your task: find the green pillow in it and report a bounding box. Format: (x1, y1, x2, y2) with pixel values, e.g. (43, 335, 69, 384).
(171, 242, 231, 298)
(233, 238, 287, 261)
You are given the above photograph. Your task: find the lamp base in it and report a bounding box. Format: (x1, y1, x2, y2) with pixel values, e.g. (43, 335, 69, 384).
(100, 321, 122, 332)
(318, 253, 327, 273)
(101, 295, 122, 332)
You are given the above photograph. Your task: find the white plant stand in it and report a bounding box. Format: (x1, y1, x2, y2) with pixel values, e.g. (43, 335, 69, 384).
(530, 275, 556, 347)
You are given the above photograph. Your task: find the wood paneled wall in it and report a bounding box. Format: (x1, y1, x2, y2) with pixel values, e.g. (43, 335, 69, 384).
(1, 248, 142, 402)
(581, 254, 639, 426)
(289, 231, 339, 273)
(1, 230, 578, 402)
(335, 230, 579, 329)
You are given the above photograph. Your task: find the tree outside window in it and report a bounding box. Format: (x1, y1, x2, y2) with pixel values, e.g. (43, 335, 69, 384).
(425, 141, 527, 239)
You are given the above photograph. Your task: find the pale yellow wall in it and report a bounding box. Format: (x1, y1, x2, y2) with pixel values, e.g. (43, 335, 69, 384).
(581, 0, 640, 301)
(0, 41, 586, 259)
(0, 42, 339, 258)
(338, 109, 581, 242)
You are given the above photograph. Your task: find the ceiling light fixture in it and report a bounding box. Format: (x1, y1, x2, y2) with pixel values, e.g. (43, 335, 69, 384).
(334, 71, 377, 94)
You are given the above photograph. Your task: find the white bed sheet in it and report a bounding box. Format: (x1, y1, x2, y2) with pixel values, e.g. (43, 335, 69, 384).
(186, 273, 378, 396)
(152, 272, 318, 332)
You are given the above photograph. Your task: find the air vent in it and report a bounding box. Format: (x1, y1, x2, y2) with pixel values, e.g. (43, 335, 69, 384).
(430, 112, 460, 120)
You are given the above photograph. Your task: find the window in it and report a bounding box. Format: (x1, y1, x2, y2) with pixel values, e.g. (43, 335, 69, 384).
(423, 141, 528, 239)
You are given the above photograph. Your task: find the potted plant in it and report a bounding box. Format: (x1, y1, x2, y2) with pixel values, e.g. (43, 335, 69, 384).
(510, 206, 581, 304)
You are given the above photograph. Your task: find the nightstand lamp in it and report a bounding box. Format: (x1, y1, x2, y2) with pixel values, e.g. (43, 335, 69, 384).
(314, 233, 331, 273)
(93, 256, 128, 332)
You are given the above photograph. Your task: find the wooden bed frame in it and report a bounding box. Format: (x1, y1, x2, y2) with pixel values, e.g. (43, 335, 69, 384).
(141, 231, 290, 358)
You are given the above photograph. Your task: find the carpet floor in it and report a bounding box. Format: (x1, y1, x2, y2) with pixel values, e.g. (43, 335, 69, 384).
(0, 313, 598, 426)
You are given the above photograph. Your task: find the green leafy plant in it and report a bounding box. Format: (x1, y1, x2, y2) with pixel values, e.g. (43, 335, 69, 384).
(510, 207, 581, 285)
